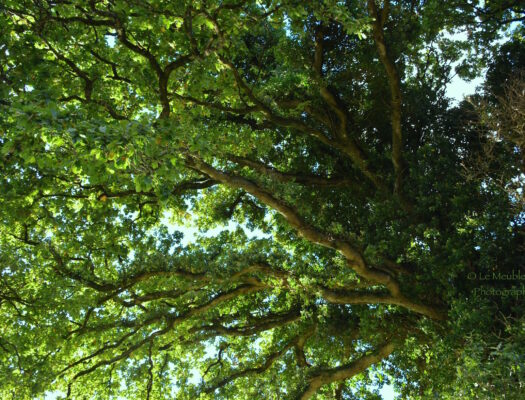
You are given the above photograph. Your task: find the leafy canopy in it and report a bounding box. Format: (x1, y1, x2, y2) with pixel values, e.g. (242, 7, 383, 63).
(0, 0, 523, 399)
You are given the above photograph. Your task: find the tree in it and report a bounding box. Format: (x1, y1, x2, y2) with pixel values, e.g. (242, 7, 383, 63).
(0, 1, 523, 399)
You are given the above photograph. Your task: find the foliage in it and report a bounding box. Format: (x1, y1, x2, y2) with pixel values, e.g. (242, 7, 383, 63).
(0, 1, 523, 399)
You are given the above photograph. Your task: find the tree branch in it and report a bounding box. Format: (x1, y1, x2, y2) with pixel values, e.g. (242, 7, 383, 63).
(319, 288, 446, 320)
(298, 341, 395, 400)
(186, 157, 402, 293)
(368, 0, 405, 195)
(229, 155, 356, 188)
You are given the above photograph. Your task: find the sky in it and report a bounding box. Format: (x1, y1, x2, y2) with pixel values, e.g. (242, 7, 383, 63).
(446, 73, 483, 104)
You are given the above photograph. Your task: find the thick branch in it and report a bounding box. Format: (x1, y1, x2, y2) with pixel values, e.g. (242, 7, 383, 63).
(298, 342, 395, 400)
(114, 20, 193, 118)
(319, 288, 446, 320)
(311, 24, 388, 191)
(204, 328, 314, 394)
(230, 155, 356, 188)
(47, 246, 208, 294)
(187, 157, 398, 291)
(219, 56, 386, 190)
(192, 308, 301, 337)
(204, 342, 292, 393)
(187, 158, 446, 319)
(368, 0, 405, 194)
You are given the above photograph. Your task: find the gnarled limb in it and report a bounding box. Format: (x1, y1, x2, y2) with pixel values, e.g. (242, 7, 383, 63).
(311, 23, 388, 192)
(368, 0, 405, 195)
(229, 155, 357, 188)
(319, 288, 447, 321)
(298, 341, 395, 400)
(192, 308, 301, 338)
(187, 157, 445, 319)
(204, 340, 295, 394)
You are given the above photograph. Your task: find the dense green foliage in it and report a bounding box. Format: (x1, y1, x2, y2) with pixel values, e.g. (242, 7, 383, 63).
(0, 1, 523, 399)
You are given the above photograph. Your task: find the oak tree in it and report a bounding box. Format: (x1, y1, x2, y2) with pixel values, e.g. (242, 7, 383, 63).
(0, 1, 523, 399)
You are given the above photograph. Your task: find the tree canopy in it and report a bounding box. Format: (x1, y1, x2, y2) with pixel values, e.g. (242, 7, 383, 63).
(0, 1, 524, 399)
